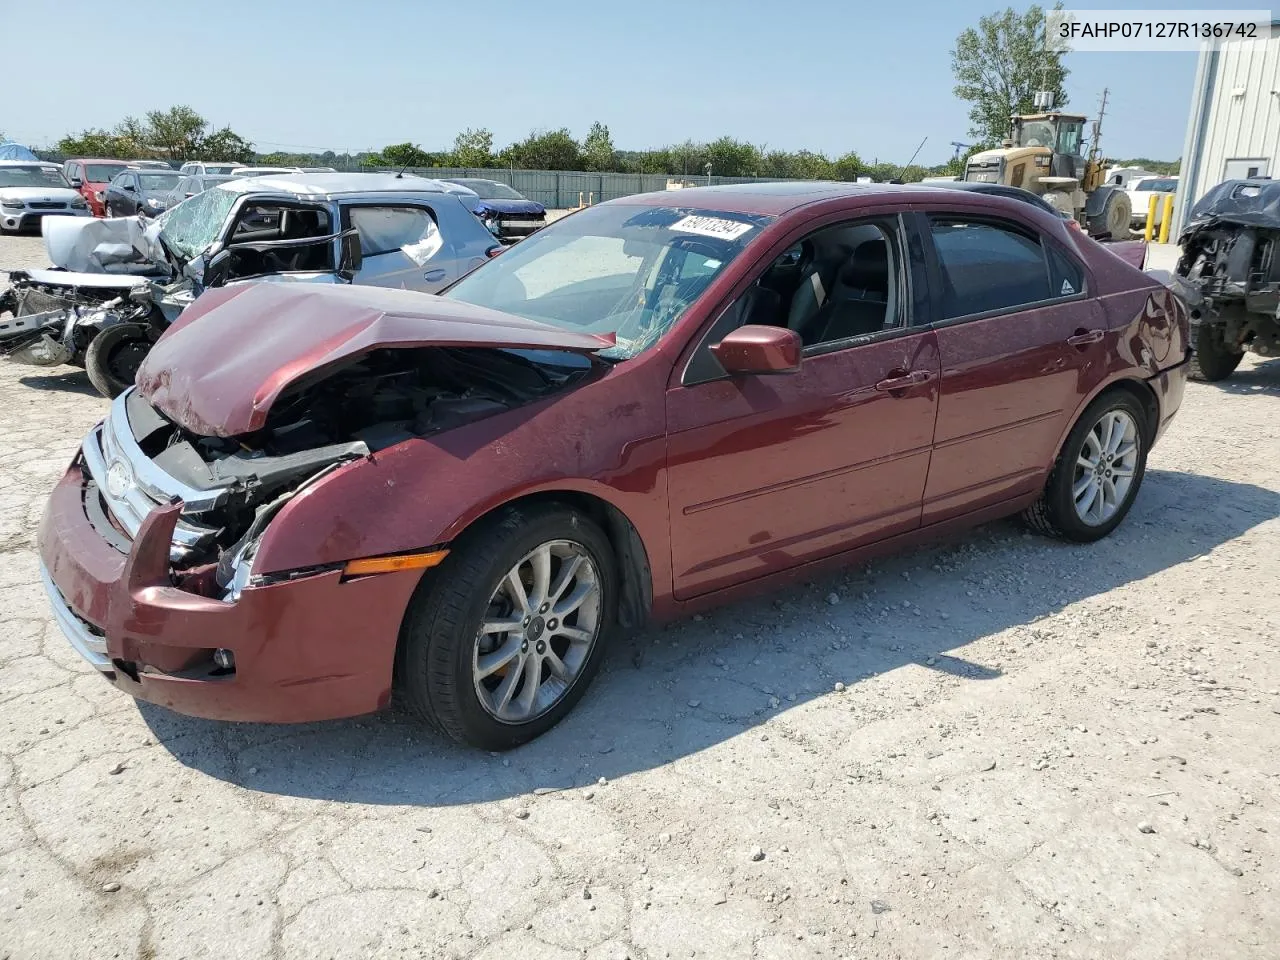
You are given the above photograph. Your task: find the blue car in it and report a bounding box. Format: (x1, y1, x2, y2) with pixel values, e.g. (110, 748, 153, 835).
(441, 178, 546, 242)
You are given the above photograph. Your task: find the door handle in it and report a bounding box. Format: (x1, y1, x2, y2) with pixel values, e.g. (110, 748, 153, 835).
(875, 370, 932, 392)
(1066, 328, 1104, 347)
(423, 268, 447, 282)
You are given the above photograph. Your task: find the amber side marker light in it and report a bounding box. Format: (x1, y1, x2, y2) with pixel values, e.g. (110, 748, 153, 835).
(343, 549, 450, 577)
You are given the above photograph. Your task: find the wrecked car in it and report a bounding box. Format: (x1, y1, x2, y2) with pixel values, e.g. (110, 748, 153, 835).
(1174, 178, 1280, 381)
(0, 172, 502, 398)
(442, 178, 547, 242)
(38, 184, 1187, 750)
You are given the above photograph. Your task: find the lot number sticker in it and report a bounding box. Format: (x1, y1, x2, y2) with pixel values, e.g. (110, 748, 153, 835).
(670, 215, 755, 240)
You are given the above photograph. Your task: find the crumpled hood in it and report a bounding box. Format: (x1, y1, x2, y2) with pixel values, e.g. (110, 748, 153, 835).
(1105, 239, 1147, 271)
(136, 282, 612, 437)
(43, 215, 169, 273)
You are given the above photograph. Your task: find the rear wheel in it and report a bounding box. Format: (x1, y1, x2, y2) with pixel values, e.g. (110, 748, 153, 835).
(1088, 191, 1132, 240)
(85, 323, 152, 398)
(1188, 323, 1243, 382)
(1023, 390, 1149, 542)
(398, 503, 617, 750)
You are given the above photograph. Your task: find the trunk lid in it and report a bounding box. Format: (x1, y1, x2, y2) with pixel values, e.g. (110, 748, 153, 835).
(136, 282, 612, 437)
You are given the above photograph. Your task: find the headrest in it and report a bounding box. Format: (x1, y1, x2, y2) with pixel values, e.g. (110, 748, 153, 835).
(839, 239, 889, 292)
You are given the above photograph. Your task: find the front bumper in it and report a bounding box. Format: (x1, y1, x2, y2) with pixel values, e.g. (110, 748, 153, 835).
(1, 208, 90, 231)
(38, 461, 426, 723)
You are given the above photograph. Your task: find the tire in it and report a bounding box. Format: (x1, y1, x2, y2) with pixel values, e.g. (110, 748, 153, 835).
(85, 323, 152, 399)
(1022, 390, 1150, 543)
(397, 503, 618, 750)
(1188, 323, 1243, 382)
(1087, 191, 1132, 240)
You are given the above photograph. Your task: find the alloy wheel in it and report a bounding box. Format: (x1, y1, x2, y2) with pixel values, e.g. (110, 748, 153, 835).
(472, 540, 602, 723)
(1072, 409, 1140, 526)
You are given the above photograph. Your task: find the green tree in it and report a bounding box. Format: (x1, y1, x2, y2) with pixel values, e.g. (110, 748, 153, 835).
(198, 126, 255, 163)
(582, 121, 616, 171)
(704, 136, 760, 178)
(376, 142, 438, 168)
(56, 129, 133, 159)
(951, 4, 1069, 143)
(501, 129, 583, 171)
(144, 105, 208, 160)
(831, 151, 864, 181)
(452, 127, 494, 167)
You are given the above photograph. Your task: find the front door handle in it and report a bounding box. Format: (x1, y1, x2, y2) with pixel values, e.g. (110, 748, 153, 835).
(1066, 328, 1104, 347)
(875, 370, 932, 392)
(423, 268, 447, 282)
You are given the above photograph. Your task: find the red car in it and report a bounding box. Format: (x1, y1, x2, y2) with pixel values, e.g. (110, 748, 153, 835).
(62, 158, 134, 217)
(39, 184, 1189, 749)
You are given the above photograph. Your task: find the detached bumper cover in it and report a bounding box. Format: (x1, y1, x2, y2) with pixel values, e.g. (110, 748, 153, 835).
(38, 464, 425, 723)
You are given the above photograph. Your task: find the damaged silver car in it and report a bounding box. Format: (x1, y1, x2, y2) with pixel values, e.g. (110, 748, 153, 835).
(0, 172, 502, 398)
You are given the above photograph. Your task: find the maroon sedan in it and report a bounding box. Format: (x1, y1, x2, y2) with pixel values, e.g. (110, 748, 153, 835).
(38, 183, 1189, 749)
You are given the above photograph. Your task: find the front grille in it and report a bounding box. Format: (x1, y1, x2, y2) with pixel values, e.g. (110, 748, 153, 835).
(28, 201, 67, 210)
(80, 391, 228, 563)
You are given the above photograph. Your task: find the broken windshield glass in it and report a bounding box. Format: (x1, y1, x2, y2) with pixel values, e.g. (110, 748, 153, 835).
(157, 186, 238, 262)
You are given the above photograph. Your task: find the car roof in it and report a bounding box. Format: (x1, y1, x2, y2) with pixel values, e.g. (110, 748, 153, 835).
(0, 160, 60, 168)
(64, 158, 132, 164)
(215, 172, 454, 200)
(609, 181, 910, 216)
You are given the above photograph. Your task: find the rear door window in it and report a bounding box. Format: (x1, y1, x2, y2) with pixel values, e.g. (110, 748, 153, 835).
(347, 205, 439, 257)
(928, 218, 1056, 319)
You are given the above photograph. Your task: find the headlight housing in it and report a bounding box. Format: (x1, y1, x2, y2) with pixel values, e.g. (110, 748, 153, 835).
(70, 196, 88, 209)
(144, 197, 163, 209)
(93, 190, 104, 202)
(0, 196, 24, 210)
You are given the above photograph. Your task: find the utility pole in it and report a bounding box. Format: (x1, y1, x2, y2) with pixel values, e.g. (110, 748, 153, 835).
(1090, 87, 1109, 163)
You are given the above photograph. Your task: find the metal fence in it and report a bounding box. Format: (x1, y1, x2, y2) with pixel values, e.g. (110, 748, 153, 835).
(372, 167, 786, 209)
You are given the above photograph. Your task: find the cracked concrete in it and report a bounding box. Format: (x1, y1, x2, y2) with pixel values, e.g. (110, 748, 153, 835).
(1, 232, 1278, 959)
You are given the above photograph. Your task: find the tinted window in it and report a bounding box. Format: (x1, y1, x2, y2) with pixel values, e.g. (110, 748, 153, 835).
(86, 163, 128, 182)
(929, 219, 1051, 319)
(348, 205, 437, 256)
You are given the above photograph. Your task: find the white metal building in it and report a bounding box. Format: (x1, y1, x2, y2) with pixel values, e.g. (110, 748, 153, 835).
(1174, 23, 1280, 235)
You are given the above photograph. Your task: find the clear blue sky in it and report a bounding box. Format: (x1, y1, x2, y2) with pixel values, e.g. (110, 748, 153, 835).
(3, 0, 1209, 165)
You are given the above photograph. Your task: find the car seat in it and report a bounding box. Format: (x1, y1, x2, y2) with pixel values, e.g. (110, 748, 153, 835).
(809, 240, 894, 343)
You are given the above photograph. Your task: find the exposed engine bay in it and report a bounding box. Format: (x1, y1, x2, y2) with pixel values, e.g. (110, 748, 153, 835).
(89, 347, 594, 599)
(1175, 178, 1280, 378)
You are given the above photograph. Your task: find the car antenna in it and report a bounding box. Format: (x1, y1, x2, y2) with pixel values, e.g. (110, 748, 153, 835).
(395, 163, 410, 179)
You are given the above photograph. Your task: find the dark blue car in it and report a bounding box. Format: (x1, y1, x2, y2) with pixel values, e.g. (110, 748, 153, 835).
(442, 178, 546, 242)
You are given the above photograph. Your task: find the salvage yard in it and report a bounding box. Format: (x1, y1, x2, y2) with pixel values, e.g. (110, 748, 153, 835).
(1, 232, 1279, 959)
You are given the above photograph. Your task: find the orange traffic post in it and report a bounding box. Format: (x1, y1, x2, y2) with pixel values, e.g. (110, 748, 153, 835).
(1158, 195, 1174, 244)
(1144, 194, 1159, 242)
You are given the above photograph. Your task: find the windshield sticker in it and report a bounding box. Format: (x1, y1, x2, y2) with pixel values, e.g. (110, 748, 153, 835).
(669, 215, 755, 241)
(1061, 279, 1074, 295)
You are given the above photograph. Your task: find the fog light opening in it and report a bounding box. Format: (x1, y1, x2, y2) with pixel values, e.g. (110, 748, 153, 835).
(212, 648, 236, 671)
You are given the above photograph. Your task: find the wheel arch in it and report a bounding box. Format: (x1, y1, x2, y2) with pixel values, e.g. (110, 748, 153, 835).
(1052, 375, 1160, 462)
(431, 488, 654, 632)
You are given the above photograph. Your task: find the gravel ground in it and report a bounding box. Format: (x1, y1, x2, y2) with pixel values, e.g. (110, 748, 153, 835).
(1, 232, 1278, 960)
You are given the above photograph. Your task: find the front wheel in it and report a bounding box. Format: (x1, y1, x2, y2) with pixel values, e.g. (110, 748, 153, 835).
(398, 503, 618, 750)
(1022, 391, 1149, 542)
(1189, 324, 1243, 382)
(85, 323, 152, 398)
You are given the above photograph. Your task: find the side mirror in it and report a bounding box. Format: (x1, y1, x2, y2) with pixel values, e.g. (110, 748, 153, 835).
(710, 325, 802, 376)
(69, 177, 82, 187)
(204, 249, 231, 289)
(123, 183, 136, 192)
(337, 228, 363, 282)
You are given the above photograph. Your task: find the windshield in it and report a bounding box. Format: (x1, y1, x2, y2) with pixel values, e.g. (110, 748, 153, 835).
(446, 204, 769, 360)
(0, 166, 69, 189)
(1135, 179, 1178, 192)
(139, 173, 182, 191)
(84, 163, 128, 182)
(1016, 120, 1056, 148)
(203, 164, 238, 174)
(456, 179, 525, 200)
(200, 176, 234, 189)
(157, 186, 238, 261)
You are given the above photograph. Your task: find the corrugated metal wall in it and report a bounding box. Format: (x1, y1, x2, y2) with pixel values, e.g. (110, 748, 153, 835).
(376, 167, 788, 208)
(1176, 30, 1280, 233)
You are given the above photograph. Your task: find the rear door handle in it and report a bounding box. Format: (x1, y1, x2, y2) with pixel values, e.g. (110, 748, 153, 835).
(423, 268, 447, 282)
(875, 370, 932, 392)
(1066, 329, 1104, 347)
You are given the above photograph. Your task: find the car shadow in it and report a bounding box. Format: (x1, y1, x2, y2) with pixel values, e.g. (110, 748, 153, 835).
(138, 468, 1280, 805)
(18, 369, 102, 397)
(1211, 358, 1280, 396)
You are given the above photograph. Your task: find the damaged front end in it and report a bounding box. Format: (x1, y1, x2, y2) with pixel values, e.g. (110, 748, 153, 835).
(0, 274, 191, 368)
(88, 345, 596, 602)
(1176, 179, 1280, 360)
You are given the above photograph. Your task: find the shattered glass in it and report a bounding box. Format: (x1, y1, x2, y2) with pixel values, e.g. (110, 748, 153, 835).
(157, 187, 239, 262)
